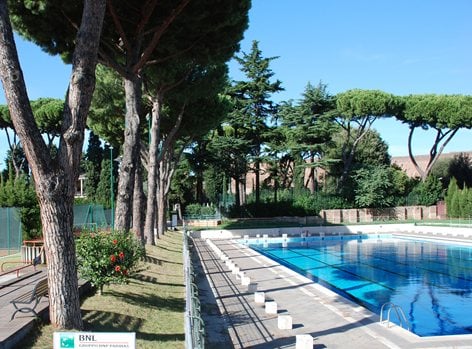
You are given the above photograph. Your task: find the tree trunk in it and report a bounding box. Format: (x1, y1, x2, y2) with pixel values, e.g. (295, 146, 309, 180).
(157, 171, 166, 238)
(0, 0, 106, 329)
(132, 150, 145, 243)
(157, 144, 182, 237)
(255, 158, 260, 204)
(144, 96, 162, 245)
(196, 171, 204, 204)
(38, 191, 82, 328)
(234, 176, 241, 208)
(114, 76, 142, 231)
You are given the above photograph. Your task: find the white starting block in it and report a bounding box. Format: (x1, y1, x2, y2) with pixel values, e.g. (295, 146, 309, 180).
(265, 301, 278, 314)
(254, 291, 265, 303)
(278, 314, 293, 330)
(241, 276, 251, 286)
(296, 334, 313, 349)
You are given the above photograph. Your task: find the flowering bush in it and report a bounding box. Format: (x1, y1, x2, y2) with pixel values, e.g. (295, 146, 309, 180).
(76, 230, 145, 294)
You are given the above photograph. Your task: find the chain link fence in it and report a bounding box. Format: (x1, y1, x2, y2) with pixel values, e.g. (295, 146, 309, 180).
(0, 207, 22, 256)
(73, 204, 113, 230)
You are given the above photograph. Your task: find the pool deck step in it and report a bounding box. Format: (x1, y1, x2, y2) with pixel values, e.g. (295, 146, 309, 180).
(194, 237, 472, 349)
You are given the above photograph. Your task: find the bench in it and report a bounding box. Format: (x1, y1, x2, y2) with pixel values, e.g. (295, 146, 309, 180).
(10, 277, 48, 320)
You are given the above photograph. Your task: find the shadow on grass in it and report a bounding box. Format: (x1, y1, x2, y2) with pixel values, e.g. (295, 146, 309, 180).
(130, 273, 184, 288)
(142, 254, 182, 266)
(142, 255, 163, 265)
(83, 309, 143, 331)
(106, 289, 185, 312)
(83, 310, 185, 342)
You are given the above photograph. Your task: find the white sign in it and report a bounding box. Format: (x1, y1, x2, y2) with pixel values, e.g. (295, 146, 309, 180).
(53, 332, 136, 349)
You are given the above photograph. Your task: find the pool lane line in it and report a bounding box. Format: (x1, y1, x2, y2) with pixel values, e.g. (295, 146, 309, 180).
(254, 246, 463, 337)
(254, 242, 472, 325)
(247, 242, 472, 338)
(362, 251, 472, 284)
(257, 242, 472, 291)
(259, 240, 472, 275)
(253, 246, 396, 296)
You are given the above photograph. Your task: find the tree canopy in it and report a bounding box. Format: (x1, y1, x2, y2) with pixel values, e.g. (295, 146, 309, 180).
(397, 94, 472, 180)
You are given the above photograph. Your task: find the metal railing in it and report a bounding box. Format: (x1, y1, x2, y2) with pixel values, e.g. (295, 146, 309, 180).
(183, 230, 205, 349)
(380, 302, 410, 331)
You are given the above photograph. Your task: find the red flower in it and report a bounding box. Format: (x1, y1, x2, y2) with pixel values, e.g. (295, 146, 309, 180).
(122, 269, 128, 275)
(112, 239, 118, 245)
(115, 265, 121, 272)
(110, 255, 116, 263)
(119, 251, 125, 259)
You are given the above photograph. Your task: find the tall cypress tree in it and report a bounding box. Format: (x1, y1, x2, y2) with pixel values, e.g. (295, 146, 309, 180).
(84, 131, 103, 200)
(230, 40, 283, 205)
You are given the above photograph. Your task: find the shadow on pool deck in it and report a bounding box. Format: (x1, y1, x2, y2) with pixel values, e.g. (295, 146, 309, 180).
(0, 268, 91, 349)
(193, 234, 472, 349)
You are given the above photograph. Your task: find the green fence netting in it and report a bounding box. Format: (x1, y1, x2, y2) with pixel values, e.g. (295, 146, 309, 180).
(0, 207, 22, 256)
(73, 204, 112, 230)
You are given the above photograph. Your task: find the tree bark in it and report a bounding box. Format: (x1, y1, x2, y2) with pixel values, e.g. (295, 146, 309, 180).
(144, 96, 162, 245)
(114, 76, 142, 231)
(132, 139, 145, 243)
(157, 160, 167, 238)
(0, 0, 106, 329)
(157, 144, 182, 237)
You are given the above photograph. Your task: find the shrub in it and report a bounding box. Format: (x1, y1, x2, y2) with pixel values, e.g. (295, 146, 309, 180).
(184, 203, 216, 216)
(76, 230, 145, 294)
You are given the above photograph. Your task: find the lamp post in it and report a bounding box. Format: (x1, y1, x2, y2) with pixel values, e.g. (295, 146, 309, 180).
(110, 145, 114, 230)
(146, 113, 151, 145)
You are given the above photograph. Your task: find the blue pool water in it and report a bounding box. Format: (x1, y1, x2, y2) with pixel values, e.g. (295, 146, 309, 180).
(247, 236, 472, 337)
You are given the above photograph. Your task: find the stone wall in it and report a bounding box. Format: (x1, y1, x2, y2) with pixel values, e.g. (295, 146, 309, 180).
(320, 205, 440, 224)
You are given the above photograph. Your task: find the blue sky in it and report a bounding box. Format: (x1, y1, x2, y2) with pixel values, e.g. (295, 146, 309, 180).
(230, 0, 472, 157)
(1, 0, 471, 164)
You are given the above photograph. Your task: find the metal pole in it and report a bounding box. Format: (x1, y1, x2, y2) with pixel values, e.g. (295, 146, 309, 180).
(7, 208, 10, 254)
(147, 113, 151, 145)
(110, 145, 114, 230)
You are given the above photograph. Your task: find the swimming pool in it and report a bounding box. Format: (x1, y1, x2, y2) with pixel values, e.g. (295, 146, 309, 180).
(246, 235, 472, 337)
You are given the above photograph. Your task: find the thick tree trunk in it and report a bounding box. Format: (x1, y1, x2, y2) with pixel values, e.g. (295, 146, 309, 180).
(38, 189, 81, 328)
(0, 0, 106, 329)
(114, 76, 142, 231)
(144, 96, 162, 245)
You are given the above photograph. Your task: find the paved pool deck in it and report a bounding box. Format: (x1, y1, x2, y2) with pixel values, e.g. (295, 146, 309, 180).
(0, 267, 90, 349)
(193, 236, 472, 349)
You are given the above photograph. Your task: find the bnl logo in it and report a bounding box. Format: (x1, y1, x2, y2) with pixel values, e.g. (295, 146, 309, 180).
(60, 334, 75, 348)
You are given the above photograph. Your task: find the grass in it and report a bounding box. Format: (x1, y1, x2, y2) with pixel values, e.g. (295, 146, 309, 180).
(18, 230, 185, 349)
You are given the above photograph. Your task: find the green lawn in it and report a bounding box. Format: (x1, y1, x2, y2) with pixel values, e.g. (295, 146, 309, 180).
(18, 230, 185, 349)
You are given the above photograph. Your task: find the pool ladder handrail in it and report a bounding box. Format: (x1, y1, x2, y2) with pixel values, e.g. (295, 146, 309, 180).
(380, 302, 411, 331)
